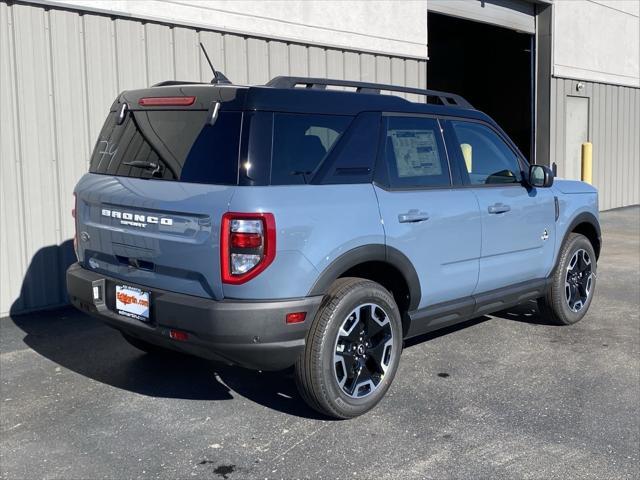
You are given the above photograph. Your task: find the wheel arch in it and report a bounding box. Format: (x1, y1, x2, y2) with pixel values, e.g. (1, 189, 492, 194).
(563, 212, 602, 260)
(308, 245, 421, 318)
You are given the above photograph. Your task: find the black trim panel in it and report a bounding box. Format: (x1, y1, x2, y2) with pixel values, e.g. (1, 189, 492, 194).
(406, 278, 550, 339)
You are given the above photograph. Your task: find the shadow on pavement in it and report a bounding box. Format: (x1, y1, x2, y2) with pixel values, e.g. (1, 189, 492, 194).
(10, 300, 551, 419)
(10, 308, 325, 420)
(489, 299, 557, 325)
(403, 315, 492, 349)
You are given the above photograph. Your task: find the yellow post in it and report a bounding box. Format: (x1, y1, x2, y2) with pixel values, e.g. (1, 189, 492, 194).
(581, 142, 593, 184)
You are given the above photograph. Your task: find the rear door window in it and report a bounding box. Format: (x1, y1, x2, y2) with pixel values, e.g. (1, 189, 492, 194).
(89, 110, 242, 185)
(383, 116, 451, 188)
(270, 113, 352, 185)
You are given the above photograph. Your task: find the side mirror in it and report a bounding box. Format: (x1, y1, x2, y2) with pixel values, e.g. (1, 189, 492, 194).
(528, 164, 554, 188)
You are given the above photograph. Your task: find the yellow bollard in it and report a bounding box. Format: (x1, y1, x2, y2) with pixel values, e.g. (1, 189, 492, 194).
(581, 142, 593, 184)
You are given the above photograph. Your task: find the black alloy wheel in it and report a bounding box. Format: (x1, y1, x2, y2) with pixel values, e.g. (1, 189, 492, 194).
(333, 303, 394, 398)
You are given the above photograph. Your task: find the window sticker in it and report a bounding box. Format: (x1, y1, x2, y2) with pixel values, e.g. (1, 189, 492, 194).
(389, 129, 443, 178)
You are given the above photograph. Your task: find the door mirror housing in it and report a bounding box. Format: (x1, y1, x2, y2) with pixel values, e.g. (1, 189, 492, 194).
(528, 164, 554, 188)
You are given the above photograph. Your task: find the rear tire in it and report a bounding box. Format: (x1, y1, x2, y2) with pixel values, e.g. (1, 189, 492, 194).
(538, 233, 597, 325)
(295, 278, 403, 419)
(121, 332, 177, 356)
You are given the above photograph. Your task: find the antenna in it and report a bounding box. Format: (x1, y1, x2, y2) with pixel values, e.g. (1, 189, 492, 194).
(199, 42, 231, 84)
(199, 42, 217, 79)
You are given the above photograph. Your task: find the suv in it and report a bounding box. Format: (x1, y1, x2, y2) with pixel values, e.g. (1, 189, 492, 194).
(67, 76, 601, 419)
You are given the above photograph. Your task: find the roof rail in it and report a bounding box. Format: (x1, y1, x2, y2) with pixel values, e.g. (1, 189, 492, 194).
(265, 76, 473, 108)
(151, 72, 231, 88)
(152, 80, 208, 87)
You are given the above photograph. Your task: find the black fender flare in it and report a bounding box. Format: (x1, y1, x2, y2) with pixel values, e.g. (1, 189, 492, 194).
(308, 244, 421, 311)
(560, 211, 602, 260)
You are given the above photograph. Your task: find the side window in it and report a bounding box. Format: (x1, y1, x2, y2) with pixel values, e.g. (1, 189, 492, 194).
(384, 116, 450, 188)
(450, 121, 522, 185)
(271, 113, 352, 185)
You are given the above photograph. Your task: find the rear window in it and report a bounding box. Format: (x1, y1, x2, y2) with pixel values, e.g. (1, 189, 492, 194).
(89, 110, 242, 185)
(270, 113, 352, 185)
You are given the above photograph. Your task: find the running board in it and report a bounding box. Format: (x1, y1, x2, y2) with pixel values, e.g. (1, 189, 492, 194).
(405, 278, 550, 339)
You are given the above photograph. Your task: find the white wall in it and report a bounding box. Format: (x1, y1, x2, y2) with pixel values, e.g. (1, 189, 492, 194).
(553, 0, 640, 87)
(44, 0, 428, 59)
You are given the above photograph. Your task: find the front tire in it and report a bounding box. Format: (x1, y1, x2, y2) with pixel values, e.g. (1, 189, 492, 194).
(295, 278, 403, 419)
(538, 233, 597, 325)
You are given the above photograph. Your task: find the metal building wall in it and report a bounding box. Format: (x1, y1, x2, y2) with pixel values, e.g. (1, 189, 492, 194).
(0, 1, 426, 317)
(549, 77, 640, 211)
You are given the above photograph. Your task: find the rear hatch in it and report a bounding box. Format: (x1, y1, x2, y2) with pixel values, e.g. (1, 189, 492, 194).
(75, 85, 246, 300)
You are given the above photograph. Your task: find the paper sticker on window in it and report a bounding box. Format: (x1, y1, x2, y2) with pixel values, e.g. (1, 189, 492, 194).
(390, 129, 443, 178)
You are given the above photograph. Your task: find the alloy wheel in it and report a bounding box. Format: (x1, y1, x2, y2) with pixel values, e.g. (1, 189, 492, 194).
(565, 248, 593, 312)
(333, 303, 394, 398)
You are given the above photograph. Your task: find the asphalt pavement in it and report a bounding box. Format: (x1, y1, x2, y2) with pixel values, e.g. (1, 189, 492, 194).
(1, 206, 638, 479)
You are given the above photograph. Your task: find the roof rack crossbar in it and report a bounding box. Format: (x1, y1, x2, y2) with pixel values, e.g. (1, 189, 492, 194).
(265, 76, 472, 108)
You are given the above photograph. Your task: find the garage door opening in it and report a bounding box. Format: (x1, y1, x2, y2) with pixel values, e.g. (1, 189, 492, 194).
(427, 12, 534, 161)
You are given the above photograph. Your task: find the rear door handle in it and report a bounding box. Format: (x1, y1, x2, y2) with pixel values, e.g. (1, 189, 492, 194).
(488, 203, 511, 214)
(398, 210, 430, 223)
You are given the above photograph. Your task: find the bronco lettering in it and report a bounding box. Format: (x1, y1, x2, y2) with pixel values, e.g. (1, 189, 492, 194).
(101, 208, 173, 226)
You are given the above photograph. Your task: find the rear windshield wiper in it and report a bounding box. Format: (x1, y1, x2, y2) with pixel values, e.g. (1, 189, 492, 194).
(126, 112, 177, 179)
(123, 160, 163, 177)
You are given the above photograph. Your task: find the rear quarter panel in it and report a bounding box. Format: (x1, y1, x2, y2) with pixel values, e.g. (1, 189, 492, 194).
(225, 184, 384, 299)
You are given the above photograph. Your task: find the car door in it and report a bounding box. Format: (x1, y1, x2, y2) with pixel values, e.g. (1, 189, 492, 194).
(444, 119, 556, 294)
(374, 114, 481, 310)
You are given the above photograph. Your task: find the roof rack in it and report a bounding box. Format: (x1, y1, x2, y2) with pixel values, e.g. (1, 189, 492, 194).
(152, 71, 231, 88)
(152, 80, 208, 87)
(265, 76, 473, 108)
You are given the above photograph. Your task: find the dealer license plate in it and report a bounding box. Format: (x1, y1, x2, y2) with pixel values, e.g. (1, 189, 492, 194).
(115, 285, 150, 322)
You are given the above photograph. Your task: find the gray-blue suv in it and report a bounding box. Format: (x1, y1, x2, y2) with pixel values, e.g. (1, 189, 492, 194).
(67, 76, 601, 418)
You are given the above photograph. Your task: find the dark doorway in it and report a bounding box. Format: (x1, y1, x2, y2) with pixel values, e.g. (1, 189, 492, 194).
(427, 12, 534, 160)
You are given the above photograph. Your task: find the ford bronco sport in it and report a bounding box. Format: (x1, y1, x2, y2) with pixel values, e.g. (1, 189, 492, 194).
(67, 76, 601, 419)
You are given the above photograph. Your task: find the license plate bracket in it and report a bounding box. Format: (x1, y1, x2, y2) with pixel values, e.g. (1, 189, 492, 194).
(115, 285, 150, 322)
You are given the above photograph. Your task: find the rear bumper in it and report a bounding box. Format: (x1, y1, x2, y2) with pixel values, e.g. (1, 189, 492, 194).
(66, 263, 323, 370)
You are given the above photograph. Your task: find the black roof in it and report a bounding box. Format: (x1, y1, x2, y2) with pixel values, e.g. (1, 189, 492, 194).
(119, 75, 495, 125)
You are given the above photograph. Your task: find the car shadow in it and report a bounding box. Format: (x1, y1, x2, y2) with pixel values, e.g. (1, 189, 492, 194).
(10, 307, 326, 420)
(9, 245, 553, 421)
(489, 299, 557, 325)
(403, 315, 492, 349)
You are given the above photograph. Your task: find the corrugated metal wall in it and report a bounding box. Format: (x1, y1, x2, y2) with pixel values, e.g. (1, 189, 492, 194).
(0, 1, 426, 317)
(550, 77, 640, 211)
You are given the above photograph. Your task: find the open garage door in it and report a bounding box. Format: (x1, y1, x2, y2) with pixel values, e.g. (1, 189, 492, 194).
(428, 0, 536, 34)
(427, 10, 534, 161)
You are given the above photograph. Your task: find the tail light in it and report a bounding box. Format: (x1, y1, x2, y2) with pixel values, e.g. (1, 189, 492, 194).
(221, 212, 276, 284)
(72, 193, 78, 259)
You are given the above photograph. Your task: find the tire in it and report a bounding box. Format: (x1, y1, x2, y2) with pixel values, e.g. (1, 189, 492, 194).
(538, 233, 597, 325)
(295, 277, 403, 419)
(121, 332, 177, 356)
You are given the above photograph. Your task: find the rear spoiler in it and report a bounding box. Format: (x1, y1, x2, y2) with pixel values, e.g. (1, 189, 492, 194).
(110, 85, 247, 112)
